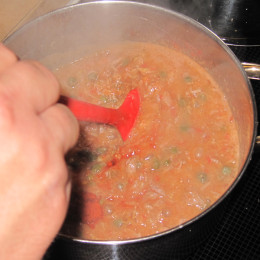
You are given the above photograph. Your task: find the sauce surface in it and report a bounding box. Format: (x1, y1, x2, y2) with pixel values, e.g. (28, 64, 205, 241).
(54, 42, 239, 240)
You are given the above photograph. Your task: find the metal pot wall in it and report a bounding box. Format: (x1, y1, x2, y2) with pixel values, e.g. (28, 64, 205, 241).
(4, 2, 257, 259)
(77, 0, 260, 45)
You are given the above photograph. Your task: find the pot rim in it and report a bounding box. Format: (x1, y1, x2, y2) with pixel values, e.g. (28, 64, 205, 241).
(6, 0, 258, 245)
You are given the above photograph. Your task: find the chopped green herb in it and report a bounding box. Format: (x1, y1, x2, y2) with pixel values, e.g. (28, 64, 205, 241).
(197, 172, 208, 184)
(222, 166, 231, 176)
(113, 219, 123, 227)
(220, 124, 227, 132)
(96, 147, 108, 155)
(100, 95, 110, 104)
(100, 95, 118, 105)
(180, 125, 190, 132)
(169, 146, 179, 154)
(184, 75, 192, 83)
(121, 57, 131, 67)
(159, 71, 167, 78)
(87, 71, 98, 81)
(199, 92, 207, 101)
(178, 98, 187, 107)
(91, 162, 105, 174)
(163, 159, 171, 167)
(89, 153, 98, 162)
(67, 77, 78, 87)
(151, 158, 160, 170)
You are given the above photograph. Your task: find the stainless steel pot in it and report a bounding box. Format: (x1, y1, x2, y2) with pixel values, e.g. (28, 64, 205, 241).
(4, 1, 257, 259)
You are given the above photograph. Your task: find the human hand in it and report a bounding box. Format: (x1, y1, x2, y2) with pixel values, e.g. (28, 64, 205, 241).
(0, 43, 79, 260)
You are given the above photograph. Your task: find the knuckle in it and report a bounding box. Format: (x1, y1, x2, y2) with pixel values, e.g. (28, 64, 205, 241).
(0, 44, 17, 65)
(30, 140, 67, 188)
(28, 60, 60, 91)
(16, 60, 59, 92)
(15, 61, 45, 85)
(43, 159, 69, 198)
(30, 140, 51, 171)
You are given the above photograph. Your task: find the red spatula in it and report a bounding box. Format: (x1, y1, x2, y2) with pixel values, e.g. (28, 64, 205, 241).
(60, 89, 140, 141)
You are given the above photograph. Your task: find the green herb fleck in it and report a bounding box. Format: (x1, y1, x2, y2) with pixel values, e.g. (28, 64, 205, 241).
(199, 92, 207, 101)
(178, 98, 187, 107)
(113, 219, 123, 227)
(163, 159, 171, 167)
(121, 57, 131, 67)
(96, 147, 108, 155)
(91, 162, 105, 174)
(151, 158, 161, 170)
(169, 146, 179, 154)
(67, 77, 78, 87)
(180, 125, 190, 132)
(222, 166, 231, 176)
(87, 71, 98, 81)
(197, 172, 208, 184)
(184, 75, 192, 83)
(159, 71, 167, 79)
(100, 95, 110, 104)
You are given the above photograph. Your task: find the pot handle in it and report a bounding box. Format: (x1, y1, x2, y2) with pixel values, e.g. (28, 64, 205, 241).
(241, 63, 260, 151)
(242, 62, 260, 81)
(254, 136, 260, 153)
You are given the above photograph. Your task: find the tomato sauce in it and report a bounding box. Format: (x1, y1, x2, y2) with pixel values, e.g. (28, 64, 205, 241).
(54, 42, 239, 240)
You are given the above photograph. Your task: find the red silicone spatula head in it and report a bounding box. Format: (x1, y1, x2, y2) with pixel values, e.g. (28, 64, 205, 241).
(60, 89, 140, 141)
(113, 88, 140, 140)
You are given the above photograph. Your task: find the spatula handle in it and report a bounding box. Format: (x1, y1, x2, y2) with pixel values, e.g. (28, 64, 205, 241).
(59, 96, 119, 124)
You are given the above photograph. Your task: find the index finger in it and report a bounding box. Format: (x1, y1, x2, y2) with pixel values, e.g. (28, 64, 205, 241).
(0, 43, 18, 73)
(0, 59, 60, 113)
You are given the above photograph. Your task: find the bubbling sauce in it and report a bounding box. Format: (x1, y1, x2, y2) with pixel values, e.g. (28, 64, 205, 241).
(54, 42, 239, 240)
